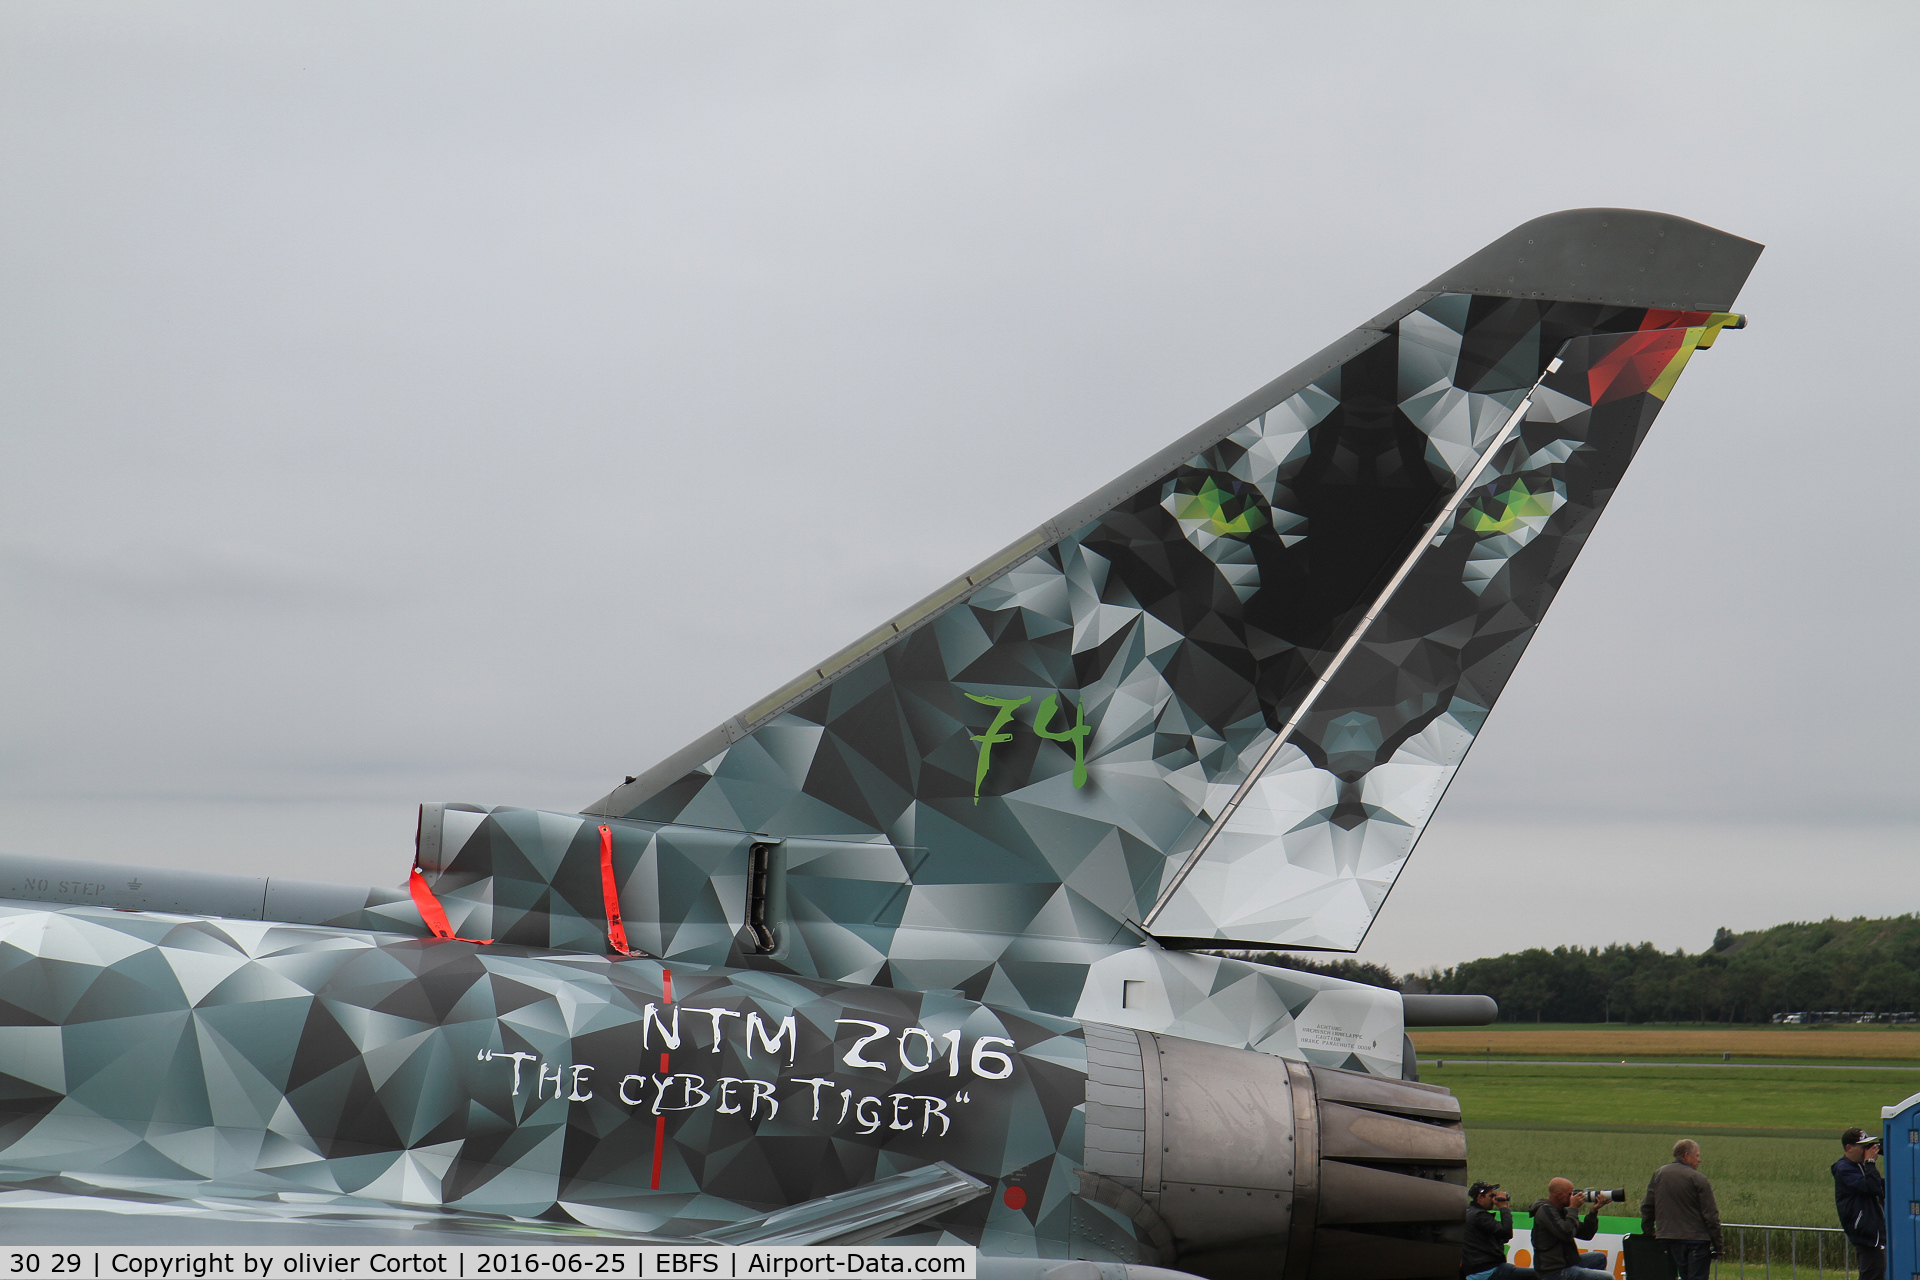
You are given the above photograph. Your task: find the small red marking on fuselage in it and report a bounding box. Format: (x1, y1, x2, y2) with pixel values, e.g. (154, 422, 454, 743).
(650, 1115, 667, 1189)
(650, 968, 674, 1189)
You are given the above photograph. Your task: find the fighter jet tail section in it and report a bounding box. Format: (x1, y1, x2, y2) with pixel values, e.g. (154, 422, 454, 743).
(0, 209, 1752, 1276)
(581, 210, 1758, 973)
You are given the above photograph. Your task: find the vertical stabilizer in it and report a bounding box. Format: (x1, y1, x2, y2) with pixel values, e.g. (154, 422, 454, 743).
(587, 210, 1759, 967)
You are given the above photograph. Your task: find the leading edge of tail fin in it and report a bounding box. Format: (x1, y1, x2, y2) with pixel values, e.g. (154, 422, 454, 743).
(589, 209, 1760, 952)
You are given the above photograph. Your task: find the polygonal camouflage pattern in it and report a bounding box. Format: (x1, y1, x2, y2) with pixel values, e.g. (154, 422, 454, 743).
(590, 298, 1742, 972)
(0, 902, 1133, 1253)
(414, 803, 1410, 1077)
(1146, 311, 1743, 942)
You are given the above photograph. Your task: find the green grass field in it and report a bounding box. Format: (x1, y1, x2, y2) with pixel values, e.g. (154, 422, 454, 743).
(1428, 1061, 1916, 1135)
(1413, 1022, 1920, 1064)
(1424, 1055, 1918, 1228)
(1466, 1127, 1837, 1229)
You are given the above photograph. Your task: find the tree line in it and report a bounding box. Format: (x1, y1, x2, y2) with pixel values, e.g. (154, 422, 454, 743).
(1223, 915, 1920, 1024)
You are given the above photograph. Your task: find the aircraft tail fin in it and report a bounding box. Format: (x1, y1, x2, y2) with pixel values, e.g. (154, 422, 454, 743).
(587, 209, 1760, 957)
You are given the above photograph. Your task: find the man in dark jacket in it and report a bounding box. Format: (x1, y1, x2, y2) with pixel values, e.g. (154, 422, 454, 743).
(1530, 1180, 1609, 1279)
(1833, 1127, 1886, 1280)
(1464, 1182, 1535, 1280)
(1641, 1139, 1724, 1280)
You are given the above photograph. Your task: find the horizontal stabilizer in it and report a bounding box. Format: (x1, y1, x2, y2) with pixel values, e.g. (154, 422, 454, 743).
(0, 1165, 984, 1247)
(698, 1162, 989, 1246)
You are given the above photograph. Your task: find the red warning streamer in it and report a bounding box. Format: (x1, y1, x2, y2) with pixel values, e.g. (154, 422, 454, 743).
(407, 868, 491, 944)
(599, 825, 634, 957)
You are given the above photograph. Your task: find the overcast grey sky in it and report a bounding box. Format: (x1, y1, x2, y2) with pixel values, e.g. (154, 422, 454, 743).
(3, 2, 1913, 973)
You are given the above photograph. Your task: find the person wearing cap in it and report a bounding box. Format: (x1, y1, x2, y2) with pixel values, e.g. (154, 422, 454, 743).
(1639, 1138, 1724, 1280)
(1464, 1182, 1534, 1280)
(1832, 1127, 1885, 1280)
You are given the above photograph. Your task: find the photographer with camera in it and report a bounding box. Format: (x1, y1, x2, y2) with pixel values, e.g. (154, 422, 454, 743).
(1833, 1127, 1885, 1280)
(1639, 1139, 1724, 1280)
(1529, 1179, 1613, 1280)
(1464, 1182, 1534, 1280)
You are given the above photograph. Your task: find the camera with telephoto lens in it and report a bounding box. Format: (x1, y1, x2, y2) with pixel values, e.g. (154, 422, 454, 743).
(1579, 1188, 1628, 1206)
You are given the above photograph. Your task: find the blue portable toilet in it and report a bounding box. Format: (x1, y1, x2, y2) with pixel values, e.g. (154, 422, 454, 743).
(1882, 1091, 1920, 1280)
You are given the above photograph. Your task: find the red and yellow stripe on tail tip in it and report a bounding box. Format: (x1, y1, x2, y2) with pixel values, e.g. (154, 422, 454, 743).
(1590, 312, 1744, 405)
